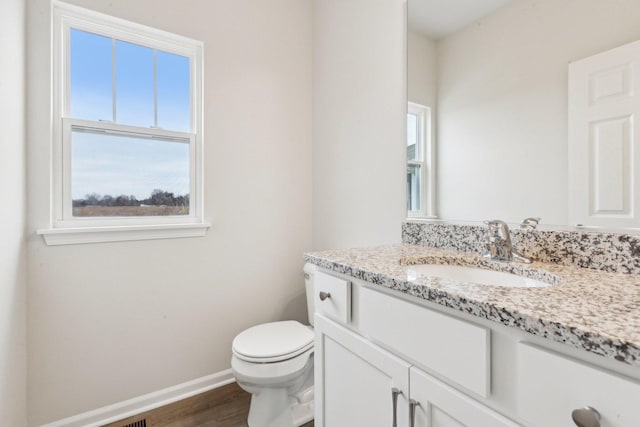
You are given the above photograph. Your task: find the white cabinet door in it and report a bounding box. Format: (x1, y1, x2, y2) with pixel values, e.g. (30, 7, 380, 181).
(568, 39, 640, 228)
(314, 314, 411, 427)
(409, 367, 520, 427)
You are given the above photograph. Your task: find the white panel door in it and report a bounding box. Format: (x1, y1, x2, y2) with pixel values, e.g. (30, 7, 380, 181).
(314, 314, 411, 427)
(569, 40, 640, 228)
(409, 367, 521, 427)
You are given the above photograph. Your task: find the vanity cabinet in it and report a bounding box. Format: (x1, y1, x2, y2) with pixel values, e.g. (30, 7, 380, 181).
(313, 269, 640, 427)
(315, 314, 518, 427)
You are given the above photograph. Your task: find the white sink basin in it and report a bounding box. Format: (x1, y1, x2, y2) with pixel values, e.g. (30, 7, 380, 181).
(407, 264, 552, 288)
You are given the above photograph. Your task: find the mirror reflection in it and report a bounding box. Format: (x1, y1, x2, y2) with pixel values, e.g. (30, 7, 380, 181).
(407, 0, 640, 228)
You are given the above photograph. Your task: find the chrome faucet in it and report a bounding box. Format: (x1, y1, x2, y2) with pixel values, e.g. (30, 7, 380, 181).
(483, 219, 531, 263)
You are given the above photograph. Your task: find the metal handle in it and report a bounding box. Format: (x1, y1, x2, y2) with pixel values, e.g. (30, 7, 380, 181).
(409, 399, 420, 427)
(484, 219, 511, 239)
(520, 217, 541, 230)
(391, 388, 402, 427)
(572, 406, 601, 427)
(319, 291, 331, 301)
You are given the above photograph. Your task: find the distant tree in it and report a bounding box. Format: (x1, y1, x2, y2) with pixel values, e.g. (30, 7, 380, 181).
(115, 195, 129, 206)
(149, 189, 175, 206)
(85, 193, 101, 205)
(174, 194, 189, 207)
(73, 190, 188, 207)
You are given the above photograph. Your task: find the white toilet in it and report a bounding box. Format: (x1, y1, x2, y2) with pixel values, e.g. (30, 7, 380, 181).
(231, 263, 316, 427)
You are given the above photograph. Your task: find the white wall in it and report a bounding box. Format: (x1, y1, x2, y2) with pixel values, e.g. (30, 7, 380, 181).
(0, 0, 27, 426)
(26, 0, 312, 424)
(312, 0, 407, 250)
(408, 30, 437, 108)
(436, 0, 640, 224)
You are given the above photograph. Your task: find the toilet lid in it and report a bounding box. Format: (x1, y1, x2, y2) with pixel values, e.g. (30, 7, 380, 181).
(232, 320, 314, 362)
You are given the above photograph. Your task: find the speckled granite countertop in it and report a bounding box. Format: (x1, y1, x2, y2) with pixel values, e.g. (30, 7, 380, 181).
(304, 244, 640, 367)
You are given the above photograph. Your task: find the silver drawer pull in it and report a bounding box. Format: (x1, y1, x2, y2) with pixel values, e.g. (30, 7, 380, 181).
(572, 406, 601, 427)
(409, 399, 420, 427)
(391, 388, 402, 427)
(319, 291, 331, 301)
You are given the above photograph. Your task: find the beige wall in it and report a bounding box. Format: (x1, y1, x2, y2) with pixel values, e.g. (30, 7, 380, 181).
(26, 0, 312, 424)
(0, 0, 27, 426)
(408, 30, 437, 108)
(312, 0, 406, 250)
(436, 0, 640, 224)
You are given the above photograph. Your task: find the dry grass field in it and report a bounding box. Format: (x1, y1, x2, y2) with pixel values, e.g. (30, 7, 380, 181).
(73, 205, 188, 217)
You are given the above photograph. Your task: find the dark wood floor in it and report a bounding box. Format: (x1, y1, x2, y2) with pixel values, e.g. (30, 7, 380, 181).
(103, 382, 314, 427)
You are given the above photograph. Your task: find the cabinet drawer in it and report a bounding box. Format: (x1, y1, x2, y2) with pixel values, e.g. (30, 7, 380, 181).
(516, 343, 640, 427)
(359, 286, 490, 397)
(314, 271, 351, 324)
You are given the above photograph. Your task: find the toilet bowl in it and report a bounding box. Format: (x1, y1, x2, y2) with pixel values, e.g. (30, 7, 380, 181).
(231, 264, 316, 427)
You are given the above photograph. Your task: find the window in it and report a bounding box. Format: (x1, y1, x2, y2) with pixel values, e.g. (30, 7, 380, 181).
(407, 102, 436, 218)
(41, 2, 207, 245)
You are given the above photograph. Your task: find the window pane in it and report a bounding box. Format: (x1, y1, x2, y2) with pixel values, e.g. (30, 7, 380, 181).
(157, 51, 191, 132)
(71, 129, 190, 217)
(70, 29, 113, 121)
(407, 113, 419, 161)
(116, 40, 155, 127)
(407, 164, 421, 212)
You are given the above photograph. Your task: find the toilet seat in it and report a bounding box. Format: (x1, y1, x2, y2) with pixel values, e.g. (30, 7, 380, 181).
(232, 320, 314, 363)
(232, 347, 313, 384)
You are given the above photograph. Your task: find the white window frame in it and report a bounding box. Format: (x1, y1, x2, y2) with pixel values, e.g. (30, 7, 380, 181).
(407, 102, 436, 219)
(39, 1, 208, 245)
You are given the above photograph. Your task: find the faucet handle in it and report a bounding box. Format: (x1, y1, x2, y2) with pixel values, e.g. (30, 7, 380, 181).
(484, 219, 510, 239)
(520, 217, 541, 230)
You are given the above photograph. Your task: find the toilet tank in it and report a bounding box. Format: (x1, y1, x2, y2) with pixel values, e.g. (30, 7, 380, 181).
(303, 263, 316, 326)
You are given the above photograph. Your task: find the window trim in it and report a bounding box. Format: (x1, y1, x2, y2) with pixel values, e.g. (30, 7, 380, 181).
(40, 1, 208, 244)
(407, 102, 437, 219)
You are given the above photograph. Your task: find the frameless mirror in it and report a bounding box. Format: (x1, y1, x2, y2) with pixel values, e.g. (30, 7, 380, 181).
(407, 0, 640, 228)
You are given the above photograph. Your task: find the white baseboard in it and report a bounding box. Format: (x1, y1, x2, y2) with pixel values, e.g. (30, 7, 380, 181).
(40, 369, 235, 427)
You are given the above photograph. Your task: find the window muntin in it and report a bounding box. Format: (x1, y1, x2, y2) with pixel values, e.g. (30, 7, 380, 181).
(52, 2, 203, 229)
(407, 102, 435, 218)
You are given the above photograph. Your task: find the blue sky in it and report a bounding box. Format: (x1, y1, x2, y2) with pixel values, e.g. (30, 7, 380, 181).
(69, 28, 191, 199)
(71, 131, 189, 200)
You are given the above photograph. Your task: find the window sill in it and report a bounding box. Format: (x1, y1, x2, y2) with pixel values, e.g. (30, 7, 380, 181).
(37, 222, 211, 246)
(406, 215, 439, 221)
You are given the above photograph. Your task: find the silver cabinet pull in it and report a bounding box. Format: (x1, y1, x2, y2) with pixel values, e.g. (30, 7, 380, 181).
(319, 291, 331, 301)
(409, 399, 420, 427)
(391, 388, 402, 427)
(572, 406, 601, 427)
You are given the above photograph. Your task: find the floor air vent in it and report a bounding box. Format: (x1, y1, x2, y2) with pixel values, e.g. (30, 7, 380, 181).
(121, 420, 146, 427)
